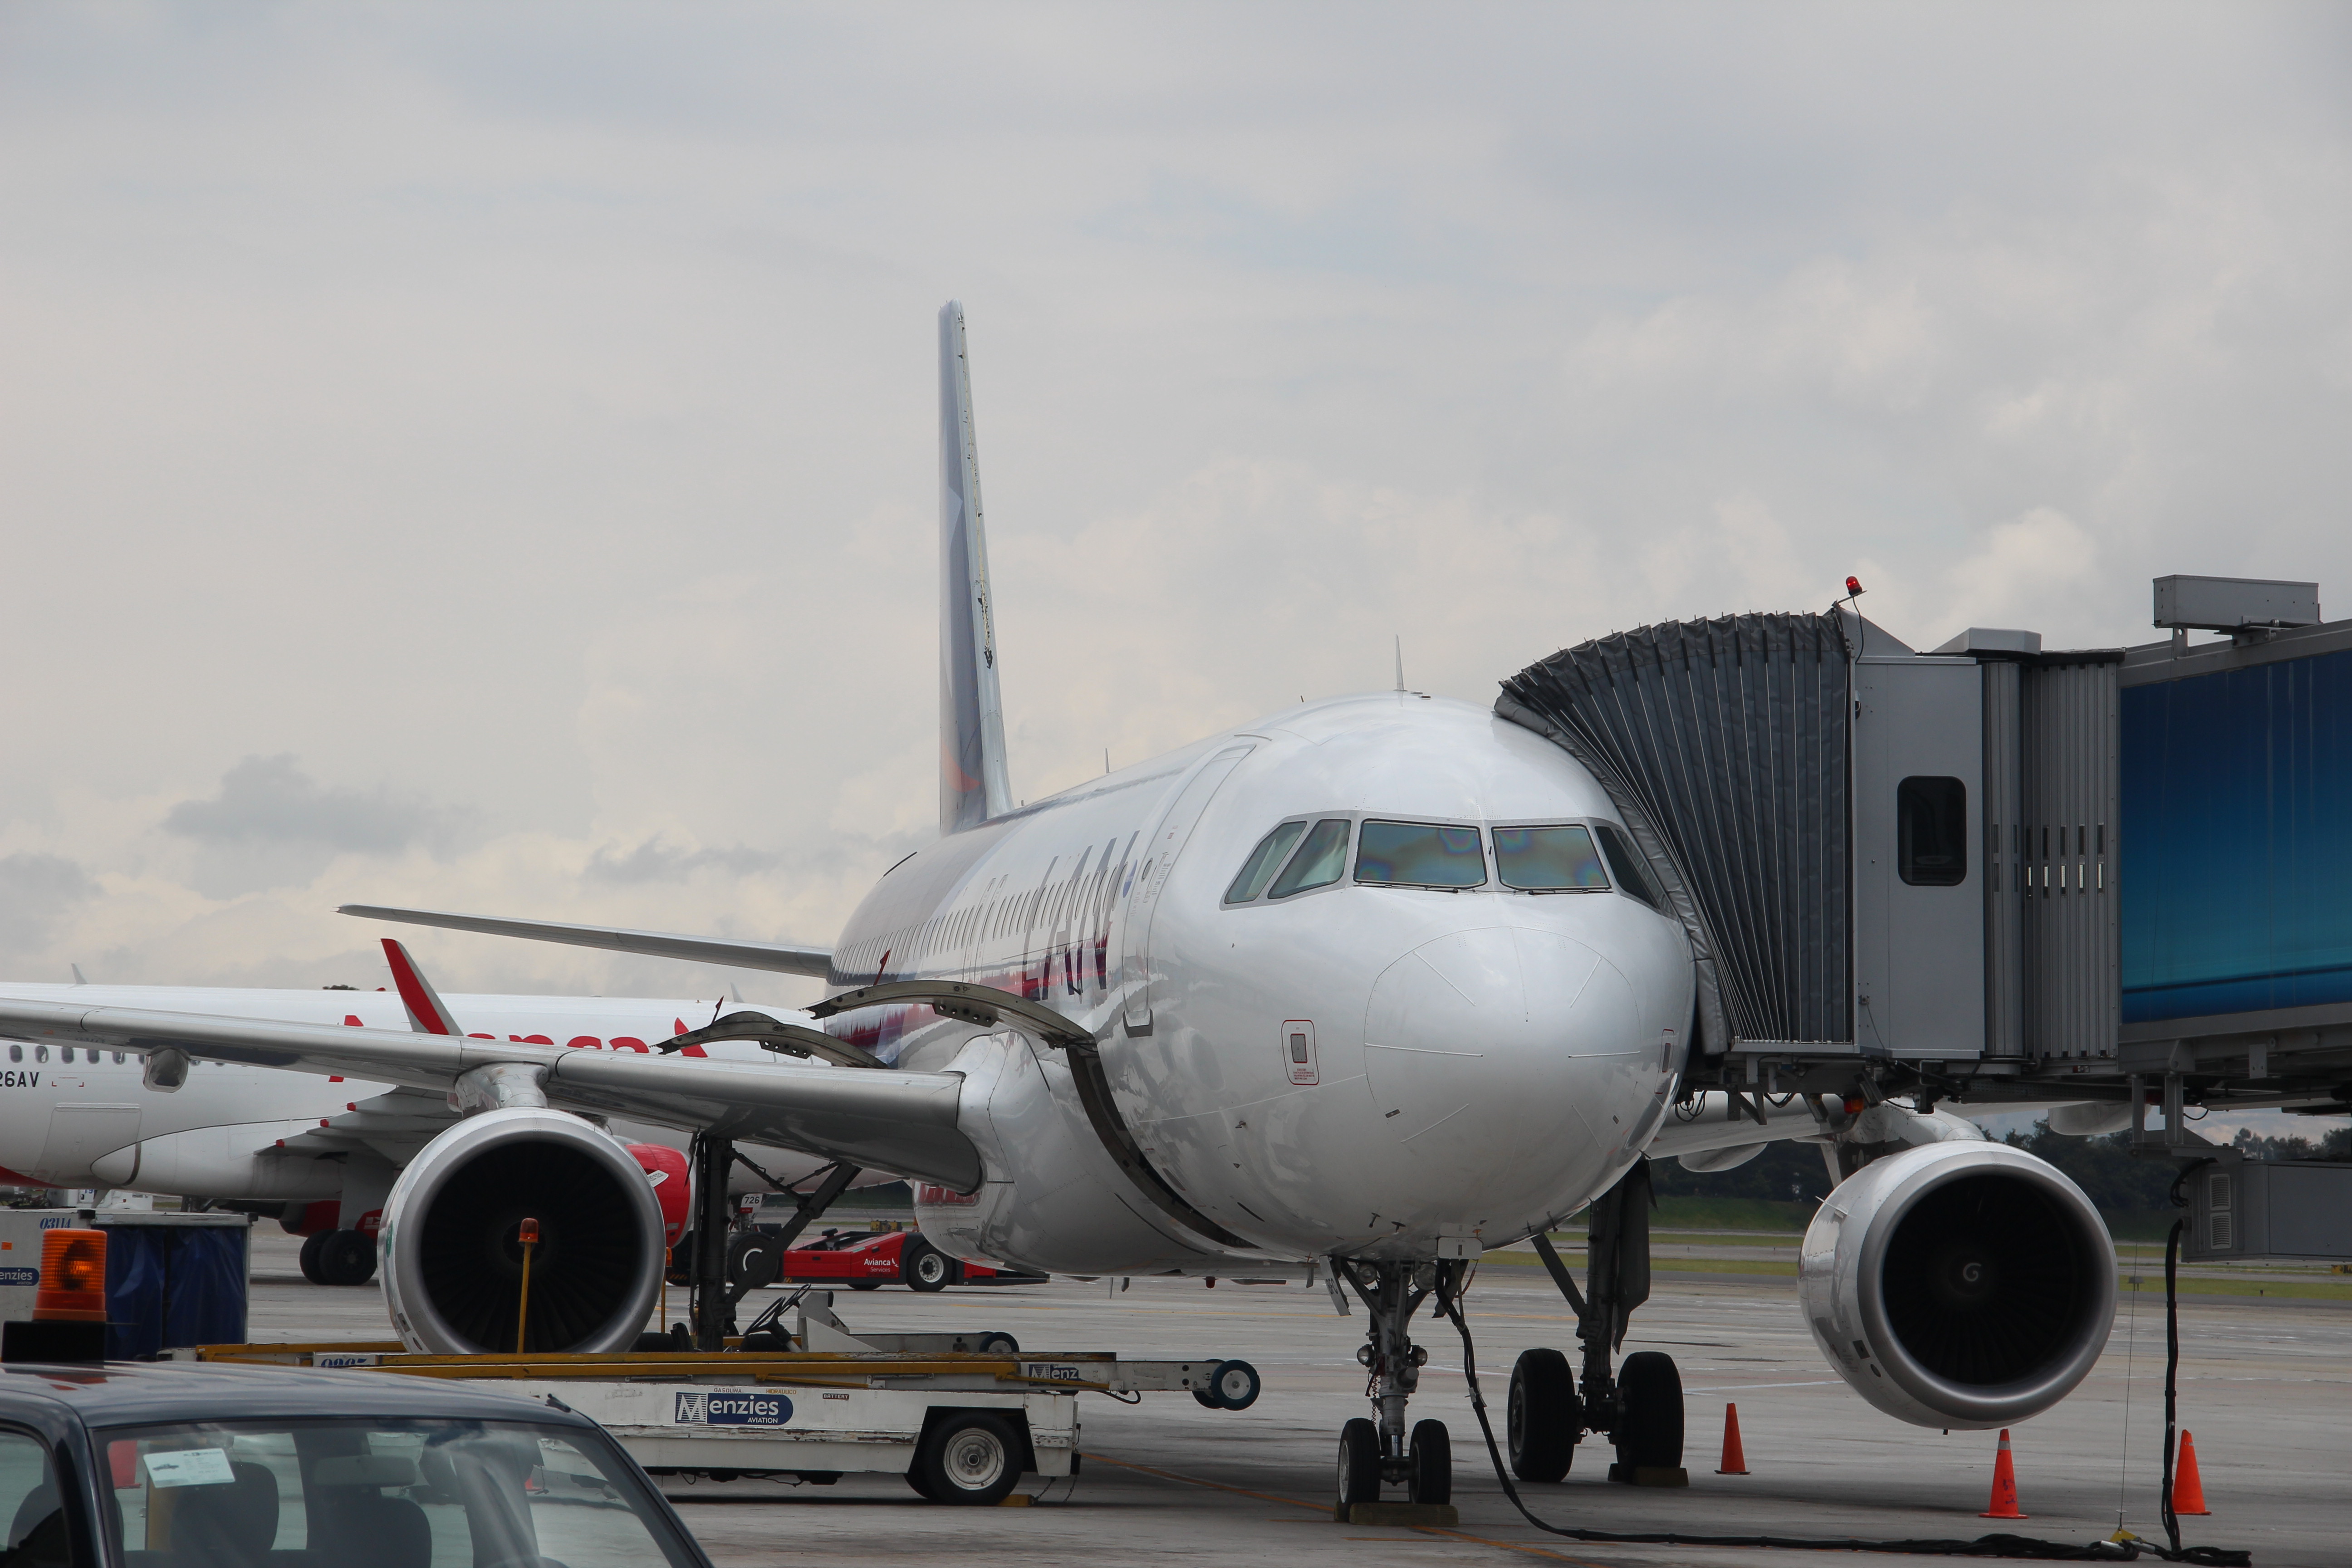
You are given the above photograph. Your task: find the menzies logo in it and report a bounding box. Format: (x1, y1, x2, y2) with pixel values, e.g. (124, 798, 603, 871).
(673, 1391, 792, 1427)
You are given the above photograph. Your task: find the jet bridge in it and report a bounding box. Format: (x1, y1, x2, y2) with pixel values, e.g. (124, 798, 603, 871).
(1498, 574, 2352, 1121)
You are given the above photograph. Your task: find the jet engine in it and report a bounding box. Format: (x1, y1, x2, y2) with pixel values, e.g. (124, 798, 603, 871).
(379, 1108, 665, 1356)
(1798, 1140, 2115, 1430)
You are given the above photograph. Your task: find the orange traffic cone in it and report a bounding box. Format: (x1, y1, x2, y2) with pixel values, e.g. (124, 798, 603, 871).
(1979, 1429, 2028, 1520)
(2170, 1431, 2210, 1516)
(1715, 1403, 1749, 1475)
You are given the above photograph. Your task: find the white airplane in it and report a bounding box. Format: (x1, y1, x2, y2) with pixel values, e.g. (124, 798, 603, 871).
(0, 943, 874, 1288)
(0, 303, 2119, 1512)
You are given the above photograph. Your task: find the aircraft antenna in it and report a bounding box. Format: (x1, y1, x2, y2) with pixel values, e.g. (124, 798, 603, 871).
(1394, 635, 1405, 694)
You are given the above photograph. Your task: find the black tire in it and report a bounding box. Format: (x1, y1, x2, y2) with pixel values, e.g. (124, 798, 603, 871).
(297, 1230, 328, 1285)
(1408, 1419, 1451, 1505)
(1205, 1358, 1260, 1411)
(317, 1230, 377, 1287)
(848, 1280, 882, 1291)
(975, 1332, 1019, 1354)
(1508, 1348, 1578, 1482)
(1334, 1417, 1381, 1520)
(902, 1238, 957, 1293)
(1613, 1350, 1684, 1471)
(912, 1412, 1021, 1506)
(1193, 1390, 1220, 1409)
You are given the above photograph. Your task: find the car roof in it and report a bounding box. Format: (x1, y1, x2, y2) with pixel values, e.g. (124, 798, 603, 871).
(0, 1360, 593, 1430)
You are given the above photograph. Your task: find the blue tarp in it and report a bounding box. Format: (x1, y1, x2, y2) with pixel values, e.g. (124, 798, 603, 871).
(104, 1225, 247, 1361)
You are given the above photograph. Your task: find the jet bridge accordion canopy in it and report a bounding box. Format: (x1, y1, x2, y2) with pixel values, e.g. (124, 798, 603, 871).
(1497, 613, 1854, 1053)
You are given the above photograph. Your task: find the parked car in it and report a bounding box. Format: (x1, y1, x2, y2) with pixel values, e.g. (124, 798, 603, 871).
(780, 1227, 1046, 1293)
(0, 1357, 713, 1567)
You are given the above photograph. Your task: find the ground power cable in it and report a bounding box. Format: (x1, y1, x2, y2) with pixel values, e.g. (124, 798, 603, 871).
(1431, 1276, 2249, 1564)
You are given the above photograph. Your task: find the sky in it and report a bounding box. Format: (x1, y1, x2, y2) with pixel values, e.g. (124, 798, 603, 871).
(3, 0, 2349, 1118)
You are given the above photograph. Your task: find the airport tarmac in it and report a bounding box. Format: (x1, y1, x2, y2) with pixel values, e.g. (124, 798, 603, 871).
(246, 1230, 2347, 1566)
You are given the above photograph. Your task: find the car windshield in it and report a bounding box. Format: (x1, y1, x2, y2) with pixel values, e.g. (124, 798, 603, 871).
(99, 1416, 698, 1568)
(1494, 825, 1609, 891)
(1353, 821, 1487, 889)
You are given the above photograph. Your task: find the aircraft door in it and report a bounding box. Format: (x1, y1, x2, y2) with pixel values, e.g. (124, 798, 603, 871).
(1119, 744, 1254, 1032)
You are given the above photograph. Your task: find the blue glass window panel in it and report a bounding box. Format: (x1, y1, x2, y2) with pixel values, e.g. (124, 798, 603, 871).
(2121, 646, 2352, 1022)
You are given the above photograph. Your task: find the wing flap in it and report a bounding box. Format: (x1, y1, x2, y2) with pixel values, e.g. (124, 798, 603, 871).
(338, 905, 834, 980)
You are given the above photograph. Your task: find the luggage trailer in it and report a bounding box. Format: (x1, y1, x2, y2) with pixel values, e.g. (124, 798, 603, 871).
(177, 1293, 1264, 1507)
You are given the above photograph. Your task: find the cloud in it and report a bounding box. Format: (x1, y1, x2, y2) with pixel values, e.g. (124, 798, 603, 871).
(585, 838, 786, 885)
(161, 756, 471, 900)
(0, 853, 96, 957)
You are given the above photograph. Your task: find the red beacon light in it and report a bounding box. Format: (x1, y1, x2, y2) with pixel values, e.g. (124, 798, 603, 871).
(1844, 576, 1865, 598)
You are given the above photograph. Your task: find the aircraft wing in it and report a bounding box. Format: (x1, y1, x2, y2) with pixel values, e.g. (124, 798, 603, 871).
(0, 999, 977, 1190)
(338, 904, 835, 980)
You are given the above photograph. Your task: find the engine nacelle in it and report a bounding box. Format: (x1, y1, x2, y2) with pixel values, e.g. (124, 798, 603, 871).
(1798, 1141, 2115, 1430)
(381, 1108, 664, 1356)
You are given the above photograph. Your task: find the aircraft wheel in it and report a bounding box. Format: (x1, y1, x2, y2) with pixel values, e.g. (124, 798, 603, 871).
(1334, 1417, 1381, 1521)
(297, 1230, 329, 1285)
(1204, 1358, 1260, 1410)
(1508, 1347, 1578, 1482)
(317, 1230, 377, 1287)
(913, 1412, 1020, 1505)
(1408, 1419, 1451, 1505)
(976, 1332, 1019, 1354)
(1613, 1350, 1684, 1472)
(902, 1239, 957, 1293)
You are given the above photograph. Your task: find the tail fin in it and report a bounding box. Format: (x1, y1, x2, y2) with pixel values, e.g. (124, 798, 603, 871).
(939, 300, 1013, 835)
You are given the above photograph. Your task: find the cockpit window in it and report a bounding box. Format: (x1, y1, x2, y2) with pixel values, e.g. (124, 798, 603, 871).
(1494, 825, 1609, 892)
(1225, 821, 1308, 904)
(1266, 818, 1353, 899)
(1594, 823, 1665, 911)
(1354, 821, 1487, 889)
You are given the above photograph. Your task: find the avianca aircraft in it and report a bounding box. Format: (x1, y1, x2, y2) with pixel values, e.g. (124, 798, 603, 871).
(0, 304, 2117, 1512)
(0, 946, 868, 1285)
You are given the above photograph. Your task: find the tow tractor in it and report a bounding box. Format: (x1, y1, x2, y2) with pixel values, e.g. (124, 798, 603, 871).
(188, 1289, 1262, 1506)
(775, 1226, 1046, 1292)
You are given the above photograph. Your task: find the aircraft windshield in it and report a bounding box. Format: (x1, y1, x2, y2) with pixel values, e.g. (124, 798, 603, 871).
(1266, 818, 1352, 898)
(1353, 822, 1487, 889)
(1594, 823, 1665, 911)
(1494, 825, 1609, 891)
(1225, 822, 1308, 904)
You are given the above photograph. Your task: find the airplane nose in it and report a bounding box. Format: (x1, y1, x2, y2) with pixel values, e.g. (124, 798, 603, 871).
(1362, 924, 1646, 1180)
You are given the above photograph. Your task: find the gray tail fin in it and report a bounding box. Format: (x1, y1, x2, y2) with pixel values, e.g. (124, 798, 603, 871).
(939, 301, 1013, 835)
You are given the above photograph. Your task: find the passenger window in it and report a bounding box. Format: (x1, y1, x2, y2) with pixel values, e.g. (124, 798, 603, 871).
(1594, 824, 1664, 911)
(1494, 825, 1610, 892)
(1225, 822, 1308, 904)
(1353, 822, 1487, 889)
(0, 1430, 64, 1568)
(1898, 776, 1968, 887)
(1266, 819, 1352, 899)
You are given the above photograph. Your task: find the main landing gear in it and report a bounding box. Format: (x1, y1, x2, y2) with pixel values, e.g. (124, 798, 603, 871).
(1509, 1158, 1686, 1486)
(1330, 1258, 1466, 1519)
(297, 1229, 377, 1287)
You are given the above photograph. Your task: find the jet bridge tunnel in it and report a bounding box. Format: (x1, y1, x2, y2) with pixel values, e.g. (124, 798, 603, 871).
(1496, 574, 2352, 1114)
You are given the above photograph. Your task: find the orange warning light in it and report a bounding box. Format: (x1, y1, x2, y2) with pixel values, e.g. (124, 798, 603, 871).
(519, 1219, 541, 1245)
(1842, 1095, 1867, 1116)
(34, 1230, 108, 1323)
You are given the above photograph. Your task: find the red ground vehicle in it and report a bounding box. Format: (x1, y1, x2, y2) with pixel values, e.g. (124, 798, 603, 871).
(778, 1227, 1047, 1292)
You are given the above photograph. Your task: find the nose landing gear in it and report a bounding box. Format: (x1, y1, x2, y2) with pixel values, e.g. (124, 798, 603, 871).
(1330, 1257, 1466, 1519)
